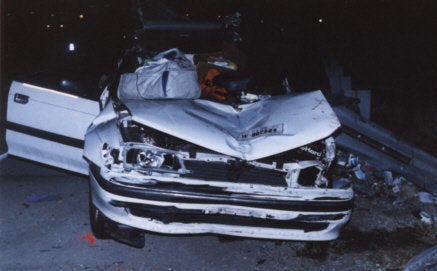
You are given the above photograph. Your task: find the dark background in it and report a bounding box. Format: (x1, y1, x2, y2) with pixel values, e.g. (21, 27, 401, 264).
(1, 0, 436, 154)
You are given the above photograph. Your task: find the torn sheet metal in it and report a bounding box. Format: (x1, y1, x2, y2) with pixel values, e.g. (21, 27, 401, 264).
(90, 166, 353, 241)
(124, 90, 340, 161)
(83, 88, 352, 244)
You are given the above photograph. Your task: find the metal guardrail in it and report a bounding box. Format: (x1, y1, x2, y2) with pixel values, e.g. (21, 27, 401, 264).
(334, 106, 437, 194)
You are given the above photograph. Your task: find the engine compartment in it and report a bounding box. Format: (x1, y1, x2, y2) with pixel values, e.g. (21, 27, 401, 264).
(98, 107, 343, 190)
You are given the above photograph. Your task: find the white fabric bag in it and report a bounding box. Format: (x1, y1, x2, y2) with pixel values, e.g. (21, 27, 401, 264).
(118, 48, 201, 100)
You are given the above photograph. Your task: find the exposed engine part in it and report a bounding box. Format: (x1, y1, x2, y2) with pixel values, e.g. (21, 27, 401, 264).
(115, 120, 338, 188)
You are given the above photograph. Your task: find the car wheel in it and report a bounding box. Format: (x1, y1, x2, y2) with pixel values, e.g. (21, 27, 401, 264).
(89, 192, 109, 239)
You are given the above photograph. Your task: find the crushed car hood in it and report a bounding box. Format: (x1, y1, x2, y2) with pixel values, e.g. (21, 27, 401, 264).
(124, 90, 340, 160)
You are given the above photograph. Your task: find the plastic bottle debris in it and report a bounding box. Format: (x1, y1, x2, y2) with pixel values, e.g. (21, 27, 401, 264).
(383, 171, 393, 186)
(353, 166, 366, 181)
(350, 162, 387, 196)
(391, 177, 407, 195)
(348, 154, 359, 167)
(393, 176, 407, 186)
(417, 192, 437, 204)
(418, 211, 435, 224)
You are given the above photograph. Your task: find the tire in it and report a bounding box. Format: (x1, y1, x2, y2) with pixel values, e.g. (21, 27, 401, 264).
(89, 190, 109, 239)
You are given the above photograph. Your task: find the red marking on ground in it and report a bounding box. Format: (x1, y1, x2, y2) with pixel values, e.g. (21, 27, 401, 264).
(78, 232, 96, 245)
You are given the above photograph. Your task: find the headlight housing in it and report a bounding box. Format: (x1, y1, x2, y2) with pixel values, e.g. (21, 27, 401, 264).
(122, 143, 190, 175)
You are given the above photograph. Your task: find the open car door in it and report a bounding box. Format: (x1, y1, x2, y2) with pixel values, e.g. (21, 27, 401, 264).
(6, 81, 99, 175)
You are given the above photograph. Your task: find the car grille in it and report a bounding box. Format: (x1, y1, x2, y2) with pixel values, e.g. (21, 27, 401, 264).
(182, 160, 287, 186)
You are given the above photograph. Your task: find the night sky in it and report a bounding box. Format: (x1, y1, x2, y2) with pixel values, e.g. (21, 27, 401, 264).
(1, 0, 436, 153)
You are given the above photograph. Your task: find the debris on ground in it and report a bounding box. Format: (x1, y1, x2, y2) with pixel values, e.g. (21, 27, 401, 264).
(338, 154, 435, 207)
(327, 152, 437, 269)
(78, 233, 97, 245)
(417, 211, 437, 225)
(26, 193, 62, 203)
(418, 192, 437, 204)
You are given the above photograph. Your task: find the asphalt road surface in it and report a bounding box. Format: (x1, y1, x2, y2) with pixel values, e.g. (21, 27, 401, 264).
(1, 157, 435, 271)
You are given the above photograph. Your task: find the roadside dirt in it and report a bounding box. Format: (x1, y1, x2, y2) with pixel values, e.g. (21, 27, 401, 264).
(248, 194, 437, 271)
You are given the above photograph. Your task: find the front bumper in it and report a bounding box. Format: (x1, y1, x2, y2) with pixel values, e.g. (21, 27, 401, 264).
(89, 164, 353, 241)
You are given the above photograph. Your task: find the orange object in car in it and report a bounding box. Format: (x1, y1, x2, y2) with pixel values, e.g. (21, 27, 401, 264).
(200, 68, 227, 102)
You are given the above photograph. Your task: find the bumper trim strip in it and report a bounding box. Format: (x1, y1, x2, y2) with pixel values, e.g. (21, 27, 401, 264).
(91, 164, 354, 213)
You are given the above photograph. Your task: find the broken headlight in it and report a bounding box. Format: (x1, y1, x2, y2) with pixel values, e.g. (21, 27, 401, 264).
(132, 149, 164, 168)
(122, 143, 189, 175)
(113, 119, 191, 175)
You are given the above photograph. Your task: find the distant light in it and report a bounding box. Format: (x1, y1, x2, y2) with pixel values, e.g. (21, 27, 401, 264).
(79, 14, 84, 19)
(60, 24, 64, 28)
(46, 24, 51, 28)
(318, 18, 323, 23)
(260, 19, 264, 24)
(68, 43, 75, 51)
(50, 13, 54, 17)
(185, 13, 190, 17)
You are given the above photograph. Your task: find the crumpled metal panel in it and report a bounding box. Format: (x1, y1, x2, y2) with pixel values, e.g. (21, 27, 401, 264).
(124, 90, 340, 160)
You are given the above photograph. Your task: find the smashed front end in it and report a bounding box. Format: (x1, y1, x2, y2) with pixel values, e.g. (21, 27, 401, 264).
(83, 91, 353, 245)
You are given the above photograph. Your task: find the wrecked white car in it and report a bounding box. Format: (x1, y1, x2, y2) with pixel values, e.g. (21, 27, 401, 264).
(6, 23, 353, 247)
